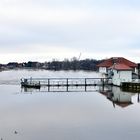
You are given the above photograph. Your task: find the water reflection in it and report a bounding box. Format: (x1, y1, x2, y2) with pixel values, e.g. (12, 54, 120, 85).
(21, 85, 100, 93)
(99, 86, 138, 108)
(21, 85, 140, 109)
(138, 93, 140, 103)
(21, 87, 40, 93)
(1, 70, 140, 140)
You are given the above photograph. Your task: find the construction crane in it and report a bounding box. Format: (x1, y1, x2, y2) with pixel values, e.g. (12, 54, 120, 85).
(78, 53, 81, 60)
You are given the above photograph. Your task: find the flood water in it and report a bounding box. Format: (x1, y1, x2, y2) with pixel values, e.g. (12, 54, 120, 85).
(0, 69, 140, 140)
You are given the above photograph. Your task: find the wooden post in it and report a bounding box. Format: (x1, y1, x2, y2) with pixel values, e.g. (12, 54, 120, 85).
(66, 78, 68, 92)
(48, 79, 50, 92)
(138, 93, 140, 103)
(102, 78, 104, 86)
(85, 78, 87, 91)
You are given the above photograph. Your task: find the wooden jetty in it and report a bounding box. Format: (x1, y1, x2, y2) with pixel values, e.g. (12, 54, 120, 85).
(21, 77, 112, 91)
(121, 82, 140, 92)
(21, 78, 40, 89)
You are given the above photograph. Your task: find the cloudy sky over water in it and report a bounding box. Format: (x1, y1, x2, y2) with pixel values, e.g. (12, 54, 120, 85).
(0, 0, 140, 63)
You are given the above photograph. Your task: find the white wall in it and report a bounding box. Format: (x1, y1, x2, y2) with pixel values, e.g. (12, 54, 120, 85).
(99, 67, 107, 73)
(112, 70, 132, 86)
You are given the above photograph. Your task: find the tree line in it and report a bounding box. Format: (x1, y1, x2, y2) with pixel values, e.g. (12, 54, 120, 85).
(46, 58, 102, 71)
(1, 58, 103, 71)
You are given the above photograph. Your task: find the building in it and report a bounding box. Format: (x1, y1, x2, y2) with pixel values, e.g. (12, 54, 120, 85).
(97, 57, 138, 86)
(108, 63, 133, 86)
(97, 57, 138, 74)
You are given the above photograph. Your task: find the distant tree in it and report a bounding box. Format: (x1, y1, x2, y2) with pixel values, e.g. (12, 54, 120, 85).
(7, 62, 19, 69)
(62, 59, 71, 70)
(2, 58, 104, 71)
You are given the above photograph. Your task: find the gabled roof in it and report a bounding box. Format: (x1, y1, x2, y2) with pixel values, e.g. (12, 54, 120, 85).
(109, 63, 133, 71)
(97, 57, 137, 68)
(114, 101, 133, 108)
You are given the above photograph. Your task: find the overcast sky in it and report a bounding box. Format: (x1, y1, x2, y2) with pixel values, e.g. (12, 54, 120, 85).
(0, 0, 140, 63)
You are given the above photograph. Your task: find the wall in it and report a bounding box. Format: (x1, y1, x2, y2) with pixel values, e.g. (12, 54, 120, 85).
(99, 67, 107, 73)
(112, 70, 132, 86)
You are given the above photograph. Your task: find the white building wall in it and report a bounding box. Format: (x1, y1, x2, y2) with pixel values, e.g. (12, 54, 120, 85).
(112, 70, 132, 86)
(99, 67, 107, 73)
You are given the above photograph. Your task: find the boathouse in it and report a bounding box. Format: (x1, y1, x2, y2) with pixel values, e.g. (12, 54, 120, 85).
(97, 57, 138, 74)
(108, 63, 133, 86)
(97, 57, 138, 86)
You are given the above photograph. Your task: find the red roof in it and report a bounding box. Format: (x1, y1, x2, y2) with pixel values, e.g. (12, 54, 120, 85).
(114, 102, 133, 108)
(97, 57, 137, 68)
(109, 63, 133, 71)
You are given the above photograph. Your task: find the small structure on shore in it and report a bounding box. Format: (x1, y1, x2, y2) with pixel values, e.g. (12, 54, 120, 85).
(97, 57, 138, 86)
(97, 57, 137, 74)
(108, 63, 133, 86)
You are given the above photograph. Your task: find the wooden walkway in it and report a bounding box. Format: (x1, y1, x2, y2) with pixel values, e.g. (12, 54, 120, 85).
(121, 82, 140, 92)
(21, 77, 112, 92)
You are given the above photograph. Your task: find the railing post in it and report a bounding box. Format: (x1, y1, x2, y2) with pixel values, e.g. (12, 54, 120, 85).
(85, 78, 87, 91)
(66, 78, 68, 92)
(100, 78, 104, 88)
(138, 93, 140, 103)
(48, 79, 50, 91)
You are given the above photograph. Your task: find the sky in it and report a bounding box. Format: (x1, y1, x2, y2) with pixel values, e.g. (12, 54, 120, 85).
(0, 0, 140, 63)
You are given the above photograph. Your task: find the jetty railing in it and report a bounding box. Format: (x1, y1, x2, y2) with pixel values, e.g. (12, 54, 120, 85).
(21, 77, 112, 92)
(121, 80, 140, 92)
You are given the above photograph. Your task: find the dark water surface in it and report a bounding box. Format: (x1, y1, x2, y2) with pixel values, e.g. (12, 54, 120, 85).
(0, 70, 139, 140)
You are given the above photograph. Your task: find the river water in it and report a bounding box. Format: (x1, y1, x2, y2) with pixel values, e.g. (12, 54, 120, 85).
(0, 69, 139, 140)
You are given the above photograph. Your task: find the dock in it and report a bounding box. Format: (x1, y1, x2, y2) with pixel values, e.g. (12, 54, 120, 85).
(21, 77, 112, 92)
(121, 82, 140, 92)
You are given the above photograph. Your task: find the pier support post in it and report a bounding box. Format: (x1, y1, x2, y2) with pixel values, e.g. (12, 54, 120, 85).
(102, 78, 104, 86)
(48, 79, 50, 91)
(138, 93, 140, 103)
(66, 78, 69, 92)
(85, 78, 87, 91)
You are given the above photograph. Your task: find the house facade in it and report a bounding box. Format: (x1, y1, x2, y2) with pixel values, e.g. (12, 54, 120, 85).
(97, 57, 138, 86)
(108, 63, 133, 86)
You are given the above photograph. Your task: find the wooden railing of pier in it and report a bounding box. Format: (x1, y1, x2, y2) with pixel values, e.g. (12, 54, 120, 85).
(21, 78, 112, 92)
